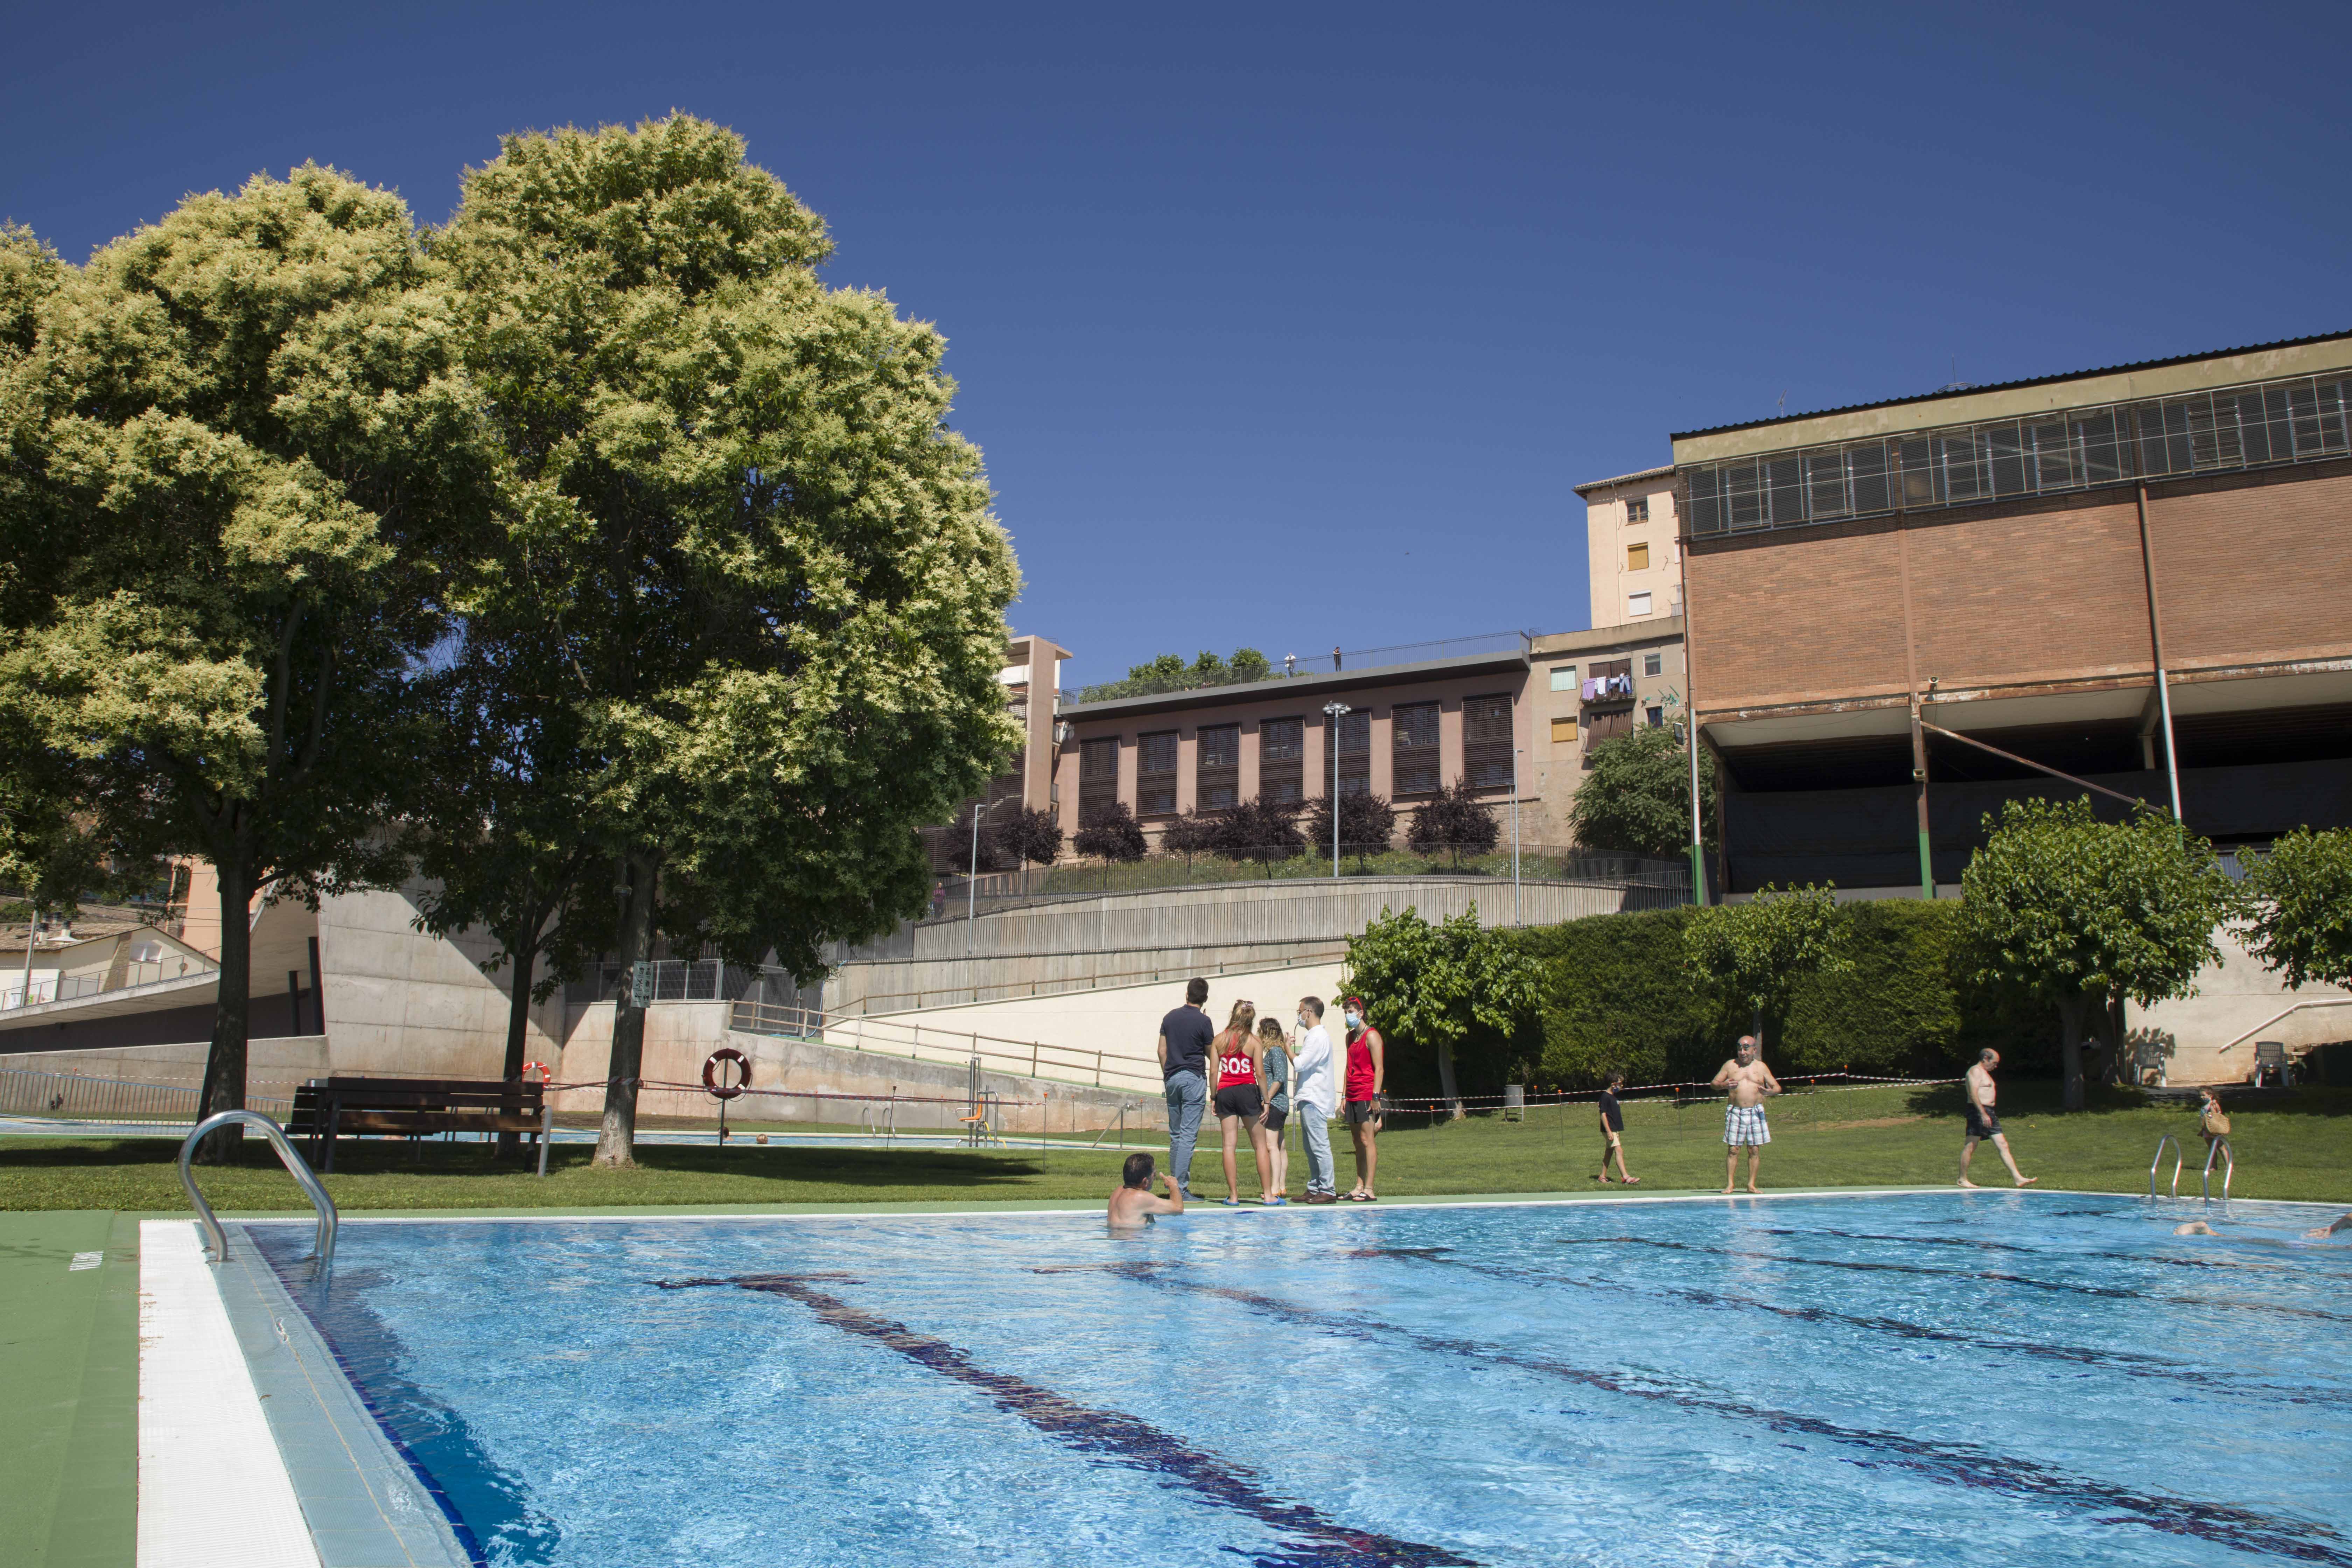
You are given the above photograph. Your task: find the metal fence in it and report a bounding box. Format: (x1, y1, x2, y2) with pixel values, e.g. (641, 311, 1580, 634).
(931, 847, 1692, 913)
(729, 1000, 1164, 1094)
(0, 1066, 295, 1123)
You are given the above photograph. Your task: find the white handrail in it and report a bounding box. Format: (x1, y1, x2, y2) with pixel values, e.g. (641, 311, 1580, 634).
(2202, 1137, 2234, 1202)
(2212, 997, 2352, 1055)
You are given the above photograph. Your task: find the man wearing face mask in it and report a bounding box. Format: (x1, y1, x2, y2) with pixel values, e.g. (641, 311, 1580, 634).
(1289, 996, 1339, 1202)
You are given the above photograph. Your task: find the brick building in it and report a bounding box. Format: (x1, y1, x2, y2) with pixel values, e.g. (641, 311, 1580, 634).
(1672, 331, 2352, 893)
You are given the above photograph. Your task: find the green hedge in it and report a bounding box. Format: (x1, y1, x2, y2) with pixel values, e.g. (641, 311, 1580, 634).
(1455, 901, 2060, 1093)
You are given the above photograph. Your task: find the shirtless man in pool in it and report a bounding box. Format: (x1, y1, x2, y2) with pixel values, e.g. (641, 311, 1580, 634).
(1710, 1037, 1780, 1194)
(1108, 1152, 1186, 1227)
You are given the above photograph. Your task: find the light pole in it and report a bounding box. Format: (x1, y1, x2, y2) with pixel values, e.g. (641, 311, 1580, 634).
(967, 798, 997, 955)
(1511, 746, 1523, 926)
(1322, 701, 1352, 878)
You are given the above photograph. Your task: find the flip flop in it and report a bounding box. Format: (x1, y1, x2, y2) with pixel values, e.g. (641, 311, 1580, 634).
(1220, 1197, 1241, 1206)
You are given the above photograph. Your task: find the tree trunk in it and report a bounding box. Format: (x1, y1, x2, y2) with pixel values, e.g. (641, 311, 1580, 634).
(1751, 1003, 1765, 1054)
(2056, 992, 2090, 1112)
(594, 852, 660, 1168)
(496, 930, 539, 1159)
(2101, 993, 2128, 1086)
(1436, 1041, 1463, 1120)
(194, 848, 255, 1165)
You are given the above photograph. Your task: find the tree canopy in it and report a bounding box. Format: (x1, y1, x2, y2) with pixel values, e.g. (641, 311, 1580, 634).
(1346, 905, 1540, 1108)
(1683, 882, 1850, 1052)
(436, 114, 1020, 1164)
(1406, 780, 1500, 864)
(1960, 797, 2233, 1110)
(1305, 791, 1397, 868)
(1072, 800, 1147, 863)
(2238, 828, 2352, 993)
(0, 166, 498, 1157)
(987, 806, 1064, 869)
(1566, 723, 1717, 856)
(1075, 648, 1276, 702)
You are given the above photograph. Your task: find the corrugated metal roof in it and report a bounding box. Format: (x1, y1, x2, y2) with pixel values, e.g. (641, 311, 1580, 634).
(1668, 328, 2352, 442)
(1572, 464, 1675, 496)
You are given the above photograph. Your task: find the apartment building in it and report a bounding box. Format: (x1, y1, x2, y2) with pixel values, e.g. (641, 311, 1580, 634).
(1050, 623, 1686, 850)
(1672, 330, 2352, 893)
(1577, 465, 1684, 629)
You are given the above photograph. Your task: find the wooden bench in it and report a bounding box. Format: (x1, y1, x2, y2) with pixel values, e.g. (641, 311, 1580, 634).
(292, 1076, 546, 1171)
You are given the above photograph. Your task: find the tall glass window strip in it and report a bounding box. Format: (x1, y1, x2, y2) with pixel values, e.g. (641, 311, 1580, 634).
(1079, 737, 1120, 824)
(1391, 702, 1441, 796)
(1137, 731, 1179, 816)
(1462, 694, 1515, 792)
(1680, 371, 2352, 538)
(1333, 709, 1371, 797)
(1259, 717, 1304, 802)
(1196, 723, 1240, 810)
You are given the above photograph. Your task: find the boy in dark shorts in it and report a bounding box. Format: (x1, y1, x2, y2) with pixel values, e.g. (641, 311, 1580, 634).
(1595, 1071, 1637, 1184)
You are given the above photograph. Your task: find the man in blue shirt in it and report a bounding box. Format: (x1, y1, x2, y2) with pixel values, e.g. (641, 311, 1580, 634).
(1157, 978, 1214, 1199)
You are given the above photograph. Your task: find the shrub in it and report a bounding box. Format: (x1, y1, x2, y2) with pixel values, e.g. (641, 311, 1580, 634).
(1158, 807, 1218, 869)
(1406, 780, 1500, 865)
(1072, 802, 1147, 863)
(1210, 795, 1305, 869)
(986, 806, 1063, 868)
(1303, 791, 1397, 868)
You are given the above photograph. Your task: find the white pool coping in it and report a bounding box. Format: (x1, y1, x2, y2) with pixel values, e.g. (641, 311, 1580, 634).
(137, 1220, 323, 1568)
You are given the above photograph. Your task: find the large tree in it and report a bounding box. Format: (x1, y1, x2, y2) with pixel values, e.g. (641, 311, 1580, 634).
(1683, 882, 1849, 1053)
(1567, 724, 1717, 858)
(1407, 779, 1499, 866)
(1072, 801, 1147, 864)
(2238, 828, 2352, 993)
(1961, 798, 2234, 1110)
(436, 116, 1019, 1166)
(0, 170, 495, 1158)
(1346, 905, 1540, 1112)
(1305, 791, 1397, 869)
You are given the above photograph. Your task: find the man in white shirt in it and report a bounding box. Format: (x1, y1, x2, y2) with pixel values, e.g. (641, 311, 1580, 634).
(1289, 996, 1339, 1203)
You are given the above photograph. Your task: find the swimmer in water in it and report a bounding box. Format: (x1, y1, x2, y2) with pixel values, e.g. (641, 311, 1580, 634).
(2306, 1212, 2352, 1240)
(1108, 1152, 1185, 1227)
(2174, 1213, 2352, 1241)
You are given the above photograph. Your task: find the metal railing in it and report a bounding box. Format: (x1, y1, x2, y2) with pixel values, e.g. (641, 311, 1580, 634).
(2, 955, 217, 1011)
(178, 1110, 337, 1269)
(2202, 1137, 2235, 1202)
(928, 849, 1693, 911)
(727, 999, 1164, 1093)
(833, 935, 1349, 1014)
(0, 1067, 296, 1123)
(2150, 1133, 2184, 1200)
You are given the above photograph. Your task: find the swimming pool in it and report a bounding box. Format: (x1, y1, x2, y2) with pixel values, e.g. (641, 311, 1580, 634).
(234, 1193, 2351, 1567)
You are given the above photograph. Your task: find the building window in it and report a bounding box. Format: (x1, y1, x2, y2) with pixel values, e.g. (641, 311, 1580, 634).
(1197, 723, 1240, 810)
(1643, 651, 1662, 677)
(1646, 705, 1665, 728)
(1138, 731, 1179, 816)
(1391, 702, 1441, 796)
(1626, 496, 1650, 523)
(1550, 715, 1577, 745)
(1079, 737, 1120, 824)
(1332, 708, 1371, 797)
(1628, 591, 1652, 617)
(1583, 705, 1631, 764)
(1259, 716, 1304, 802)
(1463, 693, 1514, 792)
(1549, 664, 1577, 691)
(1626, 541, 1650, 571)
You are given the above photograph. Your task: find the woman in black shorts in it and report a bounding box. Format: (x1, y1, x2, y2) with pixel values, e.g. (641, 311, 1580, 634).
(1255, 1016, 1295, 1204)
(1210, 1001, 1265, 1206)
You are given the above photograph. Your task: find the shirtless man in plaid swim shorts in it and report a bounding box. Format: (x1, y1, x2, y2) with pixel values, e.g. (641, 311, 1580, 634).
(1711, 1036, 1781, 1194)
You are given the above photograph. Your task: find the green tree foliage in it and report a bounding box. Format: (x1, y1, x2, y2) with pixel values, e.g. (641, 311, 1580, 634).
(0, 169, 497, 1158)
(437, 116, 1019, 1165)
(1072, 800, 1147, 863)
(2239, 828, 2352, 991)
(1209, 795, 1306, 870)
(1684, 883, 1851, 1051)
(986, 806, 1064, 868)
(1075, 648, 1276, 702)
(1406, 779, 1500, 865)
(1158, 807, 1217, 870)
(1304, 791, 1398, 868)
(1346, 905, 1540, 1107)
(1566, 724, 1717, 856)
(1960, 798, 2233, 1111)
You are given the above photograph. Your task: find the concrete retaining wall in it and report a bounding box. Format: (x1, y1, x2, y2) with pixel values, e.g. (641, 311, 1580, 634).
(2130, 929, 2351, 1085)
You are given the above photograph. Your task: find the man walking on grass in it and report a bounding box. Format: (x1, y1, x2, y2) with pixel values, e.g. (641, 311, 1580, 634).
(1959, 1048, 2037, 1188)
(1157, 978, 1215, 1199)
(1711, 1036, 1779, 1194)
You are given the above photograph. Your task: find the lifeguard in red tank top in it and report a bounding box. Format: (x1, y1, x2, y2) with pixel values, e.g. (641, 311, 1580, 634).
(1346, 1028, 1378, 1101)
(1217, 1033, 1257, 1089)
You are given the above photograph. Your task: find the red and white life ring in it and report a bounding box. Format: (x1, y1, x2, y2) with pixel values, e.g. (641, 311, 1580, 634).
(703, 1047, 752, 1100)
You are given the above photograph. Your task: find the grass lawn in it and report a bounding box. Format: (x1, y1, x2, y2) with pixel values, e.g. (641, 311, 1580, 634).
(2, 1080, 2344, 1212)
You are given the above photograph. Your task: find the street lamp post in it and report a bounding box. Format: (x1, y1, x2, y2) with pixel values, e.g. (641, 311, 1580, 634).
(1511, 746, 1523, 926)
(1321, 701, 1352, 878)
(967, 799, 997, 955)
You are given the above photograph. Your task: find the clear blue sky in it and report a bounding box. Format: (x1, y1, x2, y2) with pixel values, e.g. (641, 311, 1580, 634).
(6, 3, 2346, 686)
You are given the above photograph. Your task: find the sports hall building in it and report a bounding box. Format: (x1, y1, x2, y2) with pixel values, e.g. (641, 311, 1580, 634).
(1672, 331, 2352, 894)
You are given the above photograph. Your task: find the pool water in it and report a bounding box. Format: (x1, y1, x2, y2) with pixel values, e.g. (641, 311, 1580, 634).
(253, 1194, 2352, 1567)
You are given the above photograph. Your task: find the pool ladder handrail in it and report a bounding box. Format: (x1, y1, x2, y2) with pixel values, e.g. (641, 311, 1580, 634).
(2148, 1133, 2184, 1200)
(2202, 1136, 2234, 1203)
(178, 1110, 338, 1268)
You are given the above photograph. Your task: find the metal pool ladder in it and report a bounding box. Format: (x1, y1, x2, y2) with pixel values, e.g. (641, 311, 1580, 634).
(177, 1110, 338, 1268)
(2202, 1137, 2234, 1202)
(2148, 1133, 2184, 1200)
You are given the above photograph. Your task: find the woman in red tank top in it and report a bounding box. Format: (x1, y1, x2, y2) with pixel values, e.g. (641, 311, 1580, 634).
(1341, 994, 1384, 1200)
(1210, 1001, 1270, 1204)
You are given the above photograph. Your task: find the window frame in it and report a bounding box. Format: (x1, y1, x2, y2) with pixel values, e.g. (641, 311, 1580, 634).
(1136, 730, 1180, 817)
